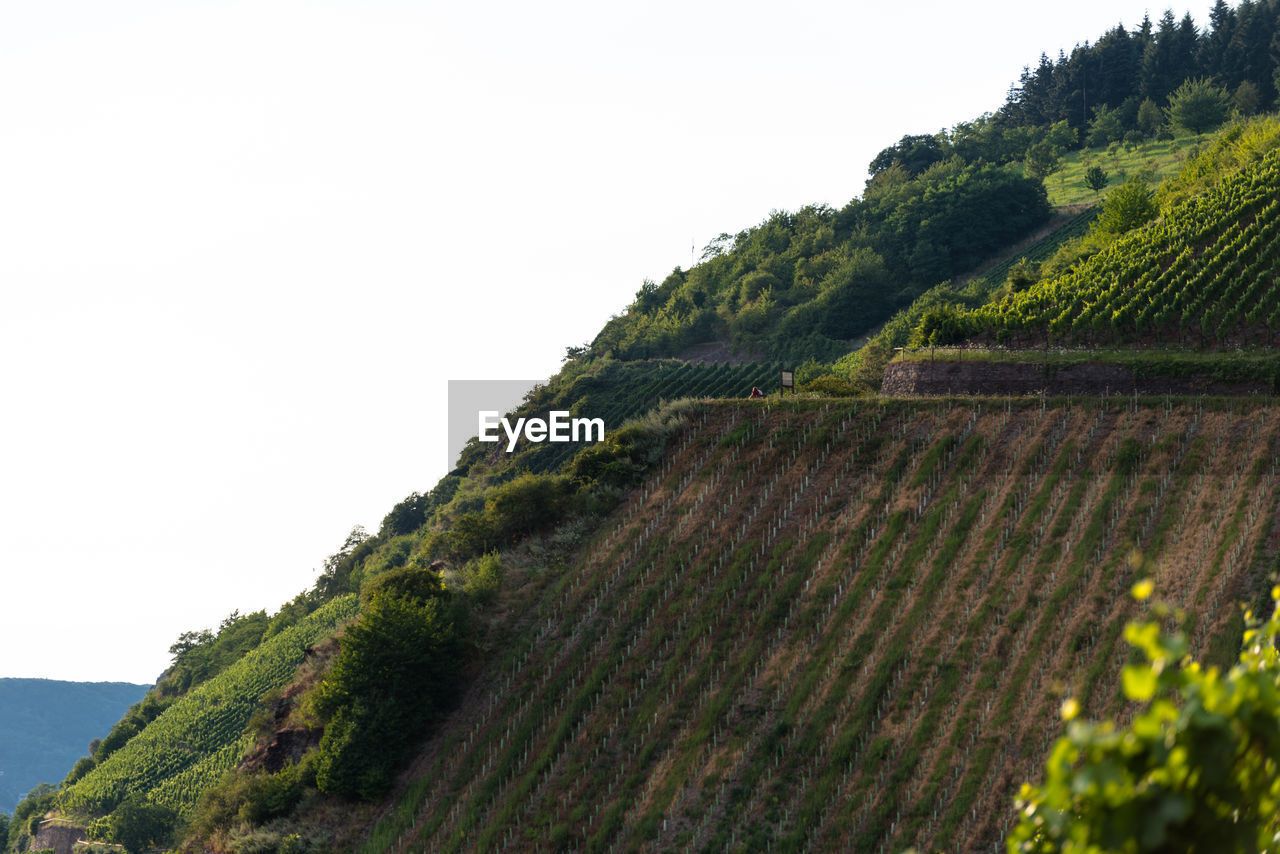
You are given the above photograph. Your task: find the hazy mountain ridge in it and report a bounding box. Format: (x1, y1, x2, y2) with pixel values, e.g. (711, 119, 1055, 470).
(0, 679, 150, 812)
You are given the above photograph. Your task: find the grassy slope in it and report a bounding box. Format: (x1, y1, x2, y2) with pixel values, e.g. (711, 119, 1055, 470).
(1043, 132, 1202, 207)
(364, 398, 1278, 853)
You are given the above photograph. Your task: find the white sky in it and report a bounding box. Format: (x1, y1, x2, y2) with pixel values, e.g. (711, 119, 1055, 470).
(0, 0, 1217, 684)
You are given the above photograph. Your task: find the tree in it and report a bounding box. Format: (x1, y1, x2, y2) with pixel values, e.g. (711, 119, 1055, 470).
(1023, 141, 1062, 182)
(1084, 165, 1109, 195)
(62, 755, 96, 786)
(1140, 11, 1185, 103)
(313, 567, 459, 800)
(1233, 79, 1261, 116)
(1096, 174, 1157, 236)
(379, 491, 432, 537)
(1044, 120, 1077, 153)
(1086, 104, 1126, 147)
(1010, 583, 1280, 852)
(107, 795, 176, 854)
(632, 278, 660, 313)
(867, 133, 949, 177)
(1199, 0, 1237, 82)
(1136, 98, 1163, 137)
(1166, 78, 1231, 135)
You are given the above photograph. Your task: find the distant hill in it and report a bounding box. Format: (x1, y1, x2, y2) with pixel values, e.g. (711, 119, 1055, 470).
(0, 679, 150, 812)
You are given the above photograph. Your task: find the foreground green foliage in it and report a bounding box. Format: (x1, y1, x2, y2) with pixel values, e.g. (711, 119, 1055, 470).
(1010, 584, 1280, 852)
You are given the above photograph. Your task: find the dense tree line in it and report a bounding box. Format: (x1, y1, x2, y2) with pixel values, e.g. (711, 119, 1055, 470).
(1007, 1, 1278, 131)
(871, 0, 1280, 182)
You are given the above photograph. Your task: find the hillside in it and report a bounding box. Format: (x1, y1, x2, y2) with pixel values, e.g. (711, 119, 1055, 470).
(13, 7, 1280, 854)
(357, 399, 1276, 852)
(1042, 130, 1201, 207)
(59, 597, 357, 820)
(0, 680, 149, 811)
(914, 121, 1280, 349)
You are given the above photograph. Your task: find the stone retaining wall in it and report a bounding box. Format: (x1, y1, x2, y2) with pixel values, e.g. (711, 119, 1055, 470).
(32, 820, 85, 854)
(881, 360, 1271, 396)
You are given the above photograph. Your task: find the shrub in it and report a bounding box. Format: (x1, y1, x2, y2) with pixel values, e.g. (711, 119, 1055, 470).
(1010, 583, 1280, 852)
(107, 795, 176, 854)
(1095, 174, 1157, 238)
(313, 569, 459, 800)
(485, 473, 578, 544)
(459, 552, 503, 604)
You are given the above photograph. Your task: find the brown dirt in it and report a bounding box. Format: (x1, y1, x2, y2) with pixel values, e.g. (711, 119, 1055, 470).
(362, 399, 1280, 853)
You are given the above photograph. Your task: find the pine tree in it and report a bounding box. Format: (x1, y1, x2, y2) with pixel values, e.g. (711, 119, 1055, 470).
(1226, 0, 1279, 106)
(1140, 11, 1183, 104)
(1199, 0, 1237, 82)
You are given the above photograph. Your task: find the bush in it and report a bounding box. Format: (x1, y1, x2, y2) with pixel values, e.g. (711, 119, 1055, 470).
(108, 795, 176, 854)
(313, 569, 459, 800)
(485, 473, 578, 544)
(1010, 583, 1280, 851)
(62, 756, 96, 786)
(191, 764, 306, 837)
(1095, 174, 1157, 237)
(459, 552, 502, 604)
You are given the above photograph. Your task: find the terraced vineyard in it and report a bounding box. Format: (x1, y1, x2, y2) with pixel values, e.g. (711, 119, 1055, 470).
(61, 596, 357, 818)
(937, 147, 1280, 347)
(363, 399, 1280, 853)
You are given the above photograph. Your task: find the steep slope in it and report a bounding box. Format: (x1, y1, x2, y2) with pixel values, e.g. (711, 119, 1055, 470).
(926, 145, 1280, 347)
(363, 398, 1278, 853)
(829, 206, 1098, 389)
(0, 680, 149, 811)
(59, 596, 356, 819)
(588, 162, 1049, 365)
